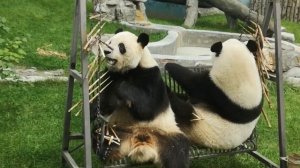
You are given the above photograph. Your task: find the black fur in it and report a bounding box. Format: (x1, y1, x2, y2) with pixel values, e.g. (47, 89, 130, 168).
(165, 63, 263, 124)
(95, 126, 190, 168)
(158, 133, 190, 168)
(137, 33, 149, 48)
(166, 87, 195, 127)
(246, 40, 258, 53)
(96, 66, 169, 121)
(118, 43, 126, 54)
(210, 41, 222, 57)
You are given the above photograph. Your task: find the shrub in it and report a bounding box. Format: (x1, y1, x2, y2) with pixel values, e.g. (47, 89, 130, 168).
(0, 17, 27, 79)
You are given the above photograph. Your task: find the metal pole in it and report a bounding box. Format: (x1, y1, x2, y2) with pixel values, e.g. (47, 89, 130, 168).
(79, 0, 93, 167)
(262, 0, 273, 36)
(273, 0, 287, 167)
(62, 0, 80, 163)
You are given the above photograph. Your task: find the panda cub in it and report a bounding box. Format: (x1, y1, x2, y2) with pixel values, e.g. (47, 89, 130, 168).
(166, 39, 263, 149)
(92, 30, 189, 168)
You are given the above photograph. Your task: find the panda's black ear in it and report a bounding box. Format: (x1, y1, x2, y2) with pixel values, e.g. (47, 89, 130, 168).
(246, 40, 258, 53)
(137, 33, 149, 48)
(210, 41, 222, 56)
(115, 28, 123, 34)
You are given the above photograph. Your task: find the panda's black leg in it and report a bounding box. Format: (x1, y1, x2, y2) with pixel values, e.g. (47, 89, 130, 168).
(166, 86, 194, 126)
(159, 134, 190, 168)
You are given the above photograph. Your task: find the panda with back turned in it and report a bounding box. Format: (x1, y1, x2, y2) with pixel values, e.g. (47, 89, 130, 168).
(165, 39, 263, 149)
(91, 29, 189, 168)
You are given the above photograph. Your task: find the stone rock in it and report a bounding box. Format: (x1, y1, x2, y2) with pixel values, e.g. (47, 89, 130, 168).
(281, 32, 295, 43)
(285, 77, 300, 87)
(1, 68, 67, 82)
(282, 50, 300, 71)
(93, 0, 148, 23)
(284, 67, 300, 78)
(264, 42, 300, 72)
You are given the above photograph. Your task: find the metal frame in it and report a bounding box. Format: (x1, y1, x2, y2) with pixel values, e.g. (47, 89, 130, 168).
(62, 0, 92, 167)
(61, 0, 287, 167)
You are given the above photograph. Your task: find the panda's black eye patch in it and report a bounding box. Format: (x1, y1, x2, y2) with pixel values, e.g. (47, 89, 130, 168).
(118, 43, 126, 54)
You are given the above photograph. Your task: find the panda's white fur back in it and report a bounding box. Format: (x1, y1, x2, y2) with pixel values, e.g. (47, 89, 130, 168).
(186, 104, 259, 149)
(210, 39, 262, 109)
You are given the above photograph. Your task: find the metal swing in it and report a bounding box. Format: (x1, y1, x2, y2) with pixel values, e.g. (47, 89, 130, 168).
(61, 0, 287, 167)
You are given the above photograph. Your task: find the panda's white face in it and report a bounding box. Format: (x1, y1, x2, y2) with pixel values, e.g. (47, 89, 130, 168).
(210, 39, 262, 109)
(103, 31, 144, 73)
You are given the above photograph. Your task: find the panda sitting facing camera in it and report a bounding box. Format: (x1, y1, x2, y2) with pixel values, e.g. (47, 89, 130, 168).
(166, 39, 263, 149)
(91, 30, 189, 168)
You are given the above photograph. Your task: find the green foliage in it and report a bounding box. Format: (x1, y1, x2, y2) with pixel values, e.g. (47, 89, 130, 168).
(0, 81, 299, 167)
(0, 16, 27, 79)
(282, 20, 300, 43)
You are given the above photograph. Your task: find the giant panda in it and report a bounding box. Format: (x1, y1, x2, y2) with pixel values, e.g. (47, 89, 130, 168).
(165, 39, 263, 149)
(91, 30, 189, 168)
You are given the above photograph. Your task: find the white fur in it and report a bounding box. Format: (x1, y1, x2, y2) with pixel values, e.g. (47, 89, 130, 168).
(108, 105, 181, 134)
(107, 106, 182, 163)
(210, 39, 262, 109)
(118, 132, 160, 164)
(185, 104, 259, 149)
(103, 31, 158, 73)
(102, 32, 182, 164)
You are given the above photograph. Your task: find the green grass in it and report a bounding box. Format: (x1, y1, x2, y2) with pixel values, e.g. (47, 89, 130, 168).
(282, 20, 300, 43)
(0, 0, 74, 70)
(0, 81, 299, 167)
(150, 15, 243, 33)
(150, 15, 300, 43)
(0, 0, 166, 71)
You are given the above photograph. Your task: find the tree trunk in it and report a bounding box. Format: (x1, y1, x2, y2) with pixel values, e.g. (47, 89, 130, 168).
(154, 0, 212, 8)
(206, 0, 274, 32)
(225, 13, 237, 29)
(155, 0, 274, 32)
(183, 0, 199, 28)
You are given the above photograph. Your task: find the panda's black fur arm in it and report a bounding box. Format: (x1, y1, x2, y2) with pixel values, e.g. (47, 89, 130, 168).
(115, 66, 169, 121)
(165, 63, 211, 103)
(166, 63, 262, 124)
(158, 133, 190, 168)
(165, 63, 198, 94)
(90, 74, 124, 118)
(166, 86, 195, 126)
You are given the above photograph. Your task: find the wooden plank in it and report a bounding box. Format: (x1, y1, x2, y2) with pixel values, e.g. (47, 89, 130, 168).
(293, 0, 296, 21)
(294, 0, 300, 22)
(298, 6, 300, 21)
(282, 0, 288, 19)
(291, 0, 295, 21)
(286, 0, 291, 21)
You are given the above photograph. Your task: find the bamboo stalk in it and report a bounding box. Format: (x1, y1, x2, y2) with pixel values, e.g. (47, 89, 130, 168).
(87, 21, 100, 38)
(89, 81, 113, 103)
(104, 135, 120, 145)
(89, 71, 109, 90)
(262, 109, 272, 127)
(89, 14, 101, 20)
(109, 126, 120, 142)
(84, 28, 101, 50)
(88, 63, 99, 82)
(68, 101, 82, 112)
(89, 77, 111, 96)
